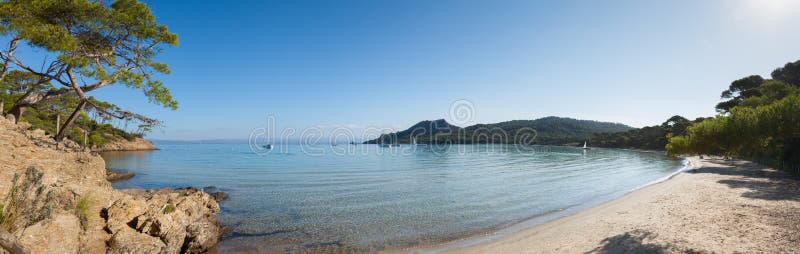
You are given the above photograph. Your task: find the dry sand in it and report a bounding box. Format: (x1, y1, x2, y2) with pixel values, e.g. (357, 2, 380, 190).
(410, 157, 800, 253)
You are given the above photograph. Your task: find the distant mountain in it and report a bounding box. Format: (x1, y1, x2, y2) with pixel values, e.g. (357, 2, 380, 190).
(364, 116, 633, 145)
(364, 119, 461, 144)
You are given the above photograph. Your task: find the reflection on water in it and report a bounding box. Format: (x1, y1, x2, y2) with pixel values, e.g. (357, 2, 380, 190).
(102, 143, 682, 252)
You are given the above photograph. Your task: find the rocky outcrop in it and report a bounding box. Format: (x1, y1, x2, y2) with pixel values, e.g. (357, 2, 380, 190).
(93, 137, 158, 152)
(0, 117, 222, 253)
(105, 187, 222, 254)
(106, 169, 135, 182)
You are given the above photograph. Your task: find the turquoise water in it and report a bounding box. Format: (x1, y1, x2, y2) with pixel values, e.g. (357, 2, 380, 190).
(101, 143, 683, 252)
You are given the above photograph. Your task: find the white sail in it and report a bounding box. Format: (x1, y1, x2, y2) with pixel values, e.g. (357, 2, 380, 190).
(583, 141, 588, 149)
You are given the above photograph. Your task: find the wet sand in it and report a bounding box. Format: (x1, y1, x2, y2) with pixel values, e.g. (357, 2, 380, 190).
(408, 157, 800, 253)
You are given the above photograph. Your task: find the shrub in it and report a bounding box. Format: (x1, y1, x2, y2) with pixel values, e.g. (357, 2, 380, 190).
(76, 195, 91, 231)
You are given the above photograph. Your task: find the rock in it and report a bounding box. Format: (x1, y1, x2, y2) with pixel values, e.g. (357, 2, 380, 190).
(105, 196, 149, 234)
(106, 169, 135, 182)
(92, 137, 158, 152)
(210, 191, 228, 202)
(62, 139, 81, 149)
(0, 118, 223, 254)
(16, 121, 30, 130)
(106, 188, 222, 253)
(184, 218, 223, 253)
(108, 227, 166, 254)
(5, 113, 15, 123)
(30, 129, 47, 139)
(17, 213, 81, 254)
(202, 186, 227, 202)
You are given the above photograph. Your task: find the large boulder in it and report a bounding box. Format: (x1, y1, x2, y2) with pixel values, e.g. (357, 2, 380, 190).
(105, 187, 222, 253)
(17, 213, 81, 254)
(108, 226, 167, 254)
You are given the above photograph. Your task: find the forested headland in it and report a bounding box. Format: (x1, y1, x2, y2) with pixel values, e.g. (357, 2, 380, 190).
(666, 60, 800, 174)
(364, 117, 633, 146)
(0, 0, 179, 148)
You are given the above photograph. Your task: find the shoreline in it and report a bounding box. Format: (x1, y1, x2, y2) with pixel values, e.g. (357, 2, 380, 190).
(403, 156, 800, 253)
(388, 158, 694, 253)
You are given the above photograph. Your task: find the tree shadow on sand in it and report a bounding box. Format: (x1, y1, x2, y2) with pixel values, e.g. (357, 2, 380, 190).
(585, 230, 706, 254)
(688, 159, 800, 201)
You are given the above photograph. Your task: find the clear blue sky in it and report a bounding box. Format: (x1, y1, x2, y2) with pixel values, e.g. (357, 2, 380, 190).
(83, 0, 800, 140)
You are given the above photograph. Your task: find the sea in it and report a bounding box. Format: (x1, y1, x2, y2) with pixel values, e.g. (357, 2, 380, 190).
(101, 142, 685, 253)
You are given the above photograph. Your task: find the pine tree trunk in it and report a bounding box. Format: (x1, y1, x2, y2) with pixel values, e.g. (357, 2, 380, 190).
(55, 100, 87, 141)
(0, 227, 30, 254)
(7, 104, 25, 123)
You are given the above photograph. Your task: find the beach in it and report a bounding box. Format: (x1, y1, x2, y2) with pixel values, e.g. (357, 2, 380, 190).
(412, 157, 800, 253)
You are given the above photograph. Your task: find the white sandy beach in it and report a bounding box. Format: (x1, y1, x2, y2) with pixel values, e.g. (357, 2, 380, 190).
(407, 157, 800, 253)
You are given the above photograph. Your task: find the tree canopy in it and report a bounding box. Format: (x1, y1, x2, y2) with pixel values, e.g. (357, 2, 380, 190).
(716, 60, 800, 113)
(669, 60, 800, 174)
(0, 0, 177, 141)
(588, 115, 704, 151)
(365, 117, 632, 145)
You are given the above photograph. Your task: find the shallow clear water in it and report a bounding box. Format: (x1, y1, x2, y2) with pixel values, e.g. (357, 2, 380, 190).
(102, 143, 682, 252)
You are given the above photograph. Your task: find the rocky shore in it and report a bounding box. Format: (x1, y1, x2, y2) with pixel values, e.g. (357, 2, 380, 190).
(0, 117, 223, 253)
(92, 137, 159, 152)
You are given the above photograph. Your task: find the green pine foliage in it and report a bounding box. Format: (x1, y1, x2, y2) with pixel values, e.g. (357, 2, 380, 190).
(589, 115, 707, 150)
(1, 90, 141, 147)
(667, 60, 800, 174)
(0, 0, 177, 143)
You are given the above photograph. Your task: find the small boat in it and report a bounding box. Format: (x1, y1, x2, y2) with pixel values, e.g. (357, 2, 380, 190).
(263, 144, 273, 149)
(582, 141, 590, 150)
(379, 140, 399, 148)
(411, 137, 417, 145)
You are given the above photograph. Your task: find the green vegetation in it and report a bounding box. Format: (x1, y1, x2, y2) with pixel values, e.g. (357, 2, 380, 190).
(163, 197, 175, 214)
(589, 116, 708, 150)
(76, 194, 91, 231)
(667, 60, 800, 174)
(1, 85, 144, 147)
(366, 117, 632, 145)
(0, 0, 177, 144)
(0, 166, 54, 232)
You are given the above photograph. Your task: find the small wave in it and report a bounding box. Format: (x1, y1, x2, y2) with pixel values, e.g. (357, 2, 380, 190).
(630, 158, 691, 192)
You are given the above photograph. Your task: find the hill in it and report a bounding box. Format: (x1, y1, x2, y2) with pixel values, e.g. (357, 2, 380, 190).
(365, 116, 632, 145)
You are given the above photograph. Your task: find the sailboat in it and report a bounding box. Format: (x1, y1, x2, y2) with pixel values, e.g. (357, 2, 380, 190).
(582, 141, 591, 150)
(411, 137, 417, 145)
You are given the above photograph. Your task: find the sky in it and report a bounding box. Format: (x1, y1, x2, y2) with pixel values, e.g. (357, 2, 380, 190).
(26, 0, 800, 140)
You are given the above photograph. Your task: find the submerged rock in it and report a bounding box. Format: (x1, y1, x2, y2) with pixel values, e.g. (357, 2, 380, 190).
(202, 186, 227, 202)
(106, 169, 136, 182)
(210, 191, 228, 202)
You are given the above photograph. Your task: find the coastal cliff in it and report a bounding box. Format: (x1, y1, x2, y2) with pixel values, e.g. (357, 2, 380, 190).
(93, 137, 159, 152)
(0, 117, 222, 253)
